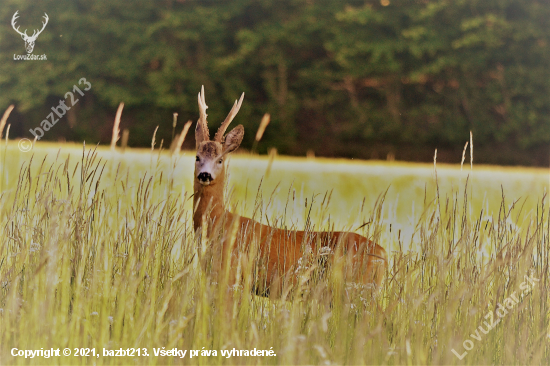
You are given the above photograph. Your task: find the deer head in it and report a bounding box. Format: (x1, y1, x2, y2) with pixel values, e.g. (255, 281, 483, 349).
(194, 86, 245, 186)
(12, 11, 49, 54)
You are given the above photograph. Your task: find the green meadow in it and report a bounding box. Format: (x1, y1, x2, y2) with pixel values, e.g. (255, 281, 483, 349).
(0, 142, 548, 365)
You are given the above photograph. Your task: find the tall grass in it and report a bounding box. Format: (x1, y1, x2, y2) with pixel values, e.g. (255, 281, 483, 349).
(0, 144, 548, 365)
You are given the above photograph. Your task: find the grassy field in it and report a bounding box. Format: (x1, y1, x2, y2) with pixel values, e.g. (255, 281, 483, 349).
(0, 142, 549, 365)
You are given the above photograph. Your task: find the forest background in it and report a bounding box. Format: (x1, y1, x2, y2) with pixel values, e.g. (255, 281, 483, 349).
(1, 0, 549, 166)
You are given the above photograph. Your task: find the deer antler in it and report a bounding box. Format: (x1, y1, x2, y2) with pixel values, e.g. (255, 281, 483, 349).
(11, 11, 28, 38)
(214, 92, 245, 142)
(197, 85, 210, 141)
(30, 13, 49, 40)
(11, 11, 48, 40)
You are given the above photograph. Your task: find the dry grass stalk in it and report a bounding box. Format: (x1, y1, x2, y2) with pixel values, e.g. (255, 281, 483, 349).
(461, 141, 469, 171)
(4, 125, 10, 143)
(121, 129, 130, 152)
(111, 103, 124, 151)
(171, 112, 178, 143)
(433, 148, 437, 173)
(0, 105, 14, 139)
(151, 126, 159, 151)
(255, 113, 270, 142)
(265, 147, 277, 178)
(251, 113, 271, 153)
(173, 120, 192, 156)
(470, 131, 473, 170)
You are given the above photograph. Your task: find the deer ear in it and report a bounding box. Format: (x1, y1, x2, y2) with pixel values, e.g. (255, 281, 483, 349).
(223, 125, 244, 153)
(195, 121, 207, 148)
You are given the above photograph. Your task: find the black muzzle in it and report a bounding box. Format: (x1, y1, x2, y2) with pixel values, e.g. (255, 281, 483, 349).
(198, 172, 213, 183)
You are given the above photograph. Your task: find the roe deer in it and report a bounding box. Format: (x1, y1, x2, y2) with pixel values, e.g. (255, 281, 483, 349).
(193, 86, 387, 298)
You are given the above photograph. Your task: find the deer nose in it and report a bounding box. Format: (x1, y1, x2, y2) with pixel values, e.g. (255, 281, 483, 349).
(198, 172, 213, 183)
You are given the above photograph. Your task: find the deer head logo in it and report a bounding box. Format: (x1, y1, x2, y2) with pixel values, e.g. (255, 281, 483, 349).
(11, 11, 49, 54)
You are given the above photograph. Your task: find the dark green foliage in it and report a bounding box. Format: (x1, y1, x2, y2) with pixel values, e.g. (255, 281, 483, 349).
(1, 0, 549, 165)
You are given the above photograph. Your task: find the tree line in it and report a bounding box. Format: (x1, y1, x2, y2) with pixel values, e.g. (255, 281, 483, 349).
(1, 0, 549, 165)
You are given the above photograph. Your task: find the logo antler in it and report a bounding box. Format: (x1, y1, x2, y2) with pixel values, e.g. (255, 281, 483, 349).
(11, 11, 49, 54)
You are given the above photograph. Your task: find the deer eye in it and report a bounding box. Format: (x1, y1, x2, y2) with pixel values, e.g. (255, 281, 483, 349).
(218, 159, 223, 164)
(195, 156, 200, 162)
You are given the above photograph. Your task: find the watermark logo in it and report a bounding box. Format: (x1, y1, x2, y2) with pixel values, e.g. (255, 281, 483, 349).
(18, 138, 32, 152)
(20, 78, 92, 151)
(12, 10, 48, 60)
(451, 273, 540, 360)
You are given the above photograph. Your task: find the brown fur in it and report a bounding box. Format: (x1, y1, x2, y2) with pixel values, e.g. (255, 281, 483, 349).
(202, 212, 387, 297)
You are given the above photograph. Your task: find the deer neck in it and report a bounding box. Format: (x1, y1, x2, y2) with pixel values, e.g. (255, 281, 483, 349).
(193, 178, 226, 231)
